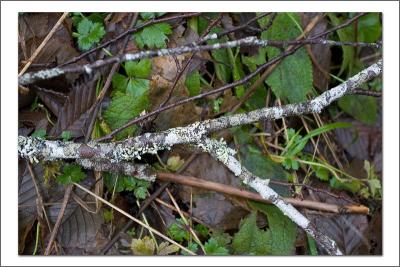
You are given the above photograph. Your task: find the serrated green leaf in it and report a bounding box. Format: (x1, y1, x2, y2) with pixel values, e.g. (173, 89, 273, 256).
(127, 78, 149, 97)
(88, 22, 106, 43)
(76, 18, 105, 51)
(194, 224, 209, 237)
(210, 231, 232, 247)
(77, 18, 93, 35)
(338, 95, 377, 125)
(181, 242, 198, 255)
(57, 164, 85, 185)
(204, 238, 230, 255)
(263, 13, 313, 103)
(185, 71, 201, 96)
(168, 220, 189, 242)
(103, 91, 149, 139)
(134, 186, 148, 200)
(111, 73, 129, 93)
(232, 213, 271, 255)
(249, 202, 297, 255)
(134, 22, 172, 49)
(125, 59, 152, 79)
(313, 165, 330, 181)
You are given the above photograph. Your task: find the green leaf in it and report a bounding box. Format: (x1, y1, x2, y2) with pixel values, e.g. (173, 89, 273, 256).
(125, 59, 152, 79)
(185, 71, 201, 96)
(57, 164, 85, 185)
(127, 78, 149, 97)
(134, 186, 148, 200)
(77, 17, 93, 35)
(134, 22, 172, 49)
(357, 13, 381, 43)
(232, 213, 271, 255)
(168, 219, 189, 242)
(207, 28, 232, 83)
(61, 131, 72, 141)
(31, 128, 46, 138)
(364, 160, 381, 198)
(249, 202, 297, 255)
(263, 13, 313, 103)
(181, 242, 198, 255)
(210, 231, 232, 247)
(76, 18, 105, 51)
(103, 209, 113, 223)
(307, 233, 319, 255)
(338, 95, 377, 125)
(312, 165, 330, 181)
(111, 73, 129, 93)
(213, 98, 224, 113)
(288, 122, 352, 157)
(103, 91, 149, 139)
(139, 12, 165, 20)
(194, 224, 209, 238)
(329, 177, 362, 194)
(204, 238, 230, 255)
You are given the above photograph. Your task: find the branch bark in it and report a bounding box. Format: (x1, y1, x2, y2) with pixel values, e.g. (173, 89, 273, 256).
(18, 59, 382, 164)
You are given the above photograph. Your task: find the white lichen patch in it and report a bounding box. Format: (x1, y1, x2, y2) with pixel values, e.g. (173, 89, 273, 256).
(19, 68, 65, 85)
(18, 136, 42, 163)
(84, 65, 92, 75)
(197, 138, 241, 175)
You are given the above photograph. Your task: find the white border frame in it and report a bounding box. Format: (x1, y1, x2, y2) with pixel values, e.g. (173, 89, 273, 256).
(2, 1, 399, 266)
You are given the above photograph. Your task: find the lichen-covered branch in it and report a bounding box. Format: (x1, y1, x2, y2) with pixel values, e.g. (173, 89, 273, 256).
(199, 137, 343, 256)
(18, 60, 382, 164)
(18, 35, 380, 86)
(17, 60, 381, 256)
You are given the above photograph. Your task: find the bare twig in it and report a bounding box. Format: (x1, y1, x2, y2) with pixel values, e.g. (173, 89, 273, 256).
(44, 184, 73, 256)
(18, 37, 378, 86)
(157, 172, 369, 214)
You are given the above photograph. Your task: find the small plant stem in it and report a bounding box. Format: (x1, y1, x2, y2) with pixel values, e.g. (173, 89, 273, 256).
(32, 222, 40, 255)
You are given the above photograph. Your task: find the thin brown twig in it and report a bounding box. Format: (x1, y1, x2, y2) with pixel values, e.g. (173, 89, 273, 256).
(44, 184, 73, 255)
(156, 172, 368, 214)
(19, 12, 69, 76)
